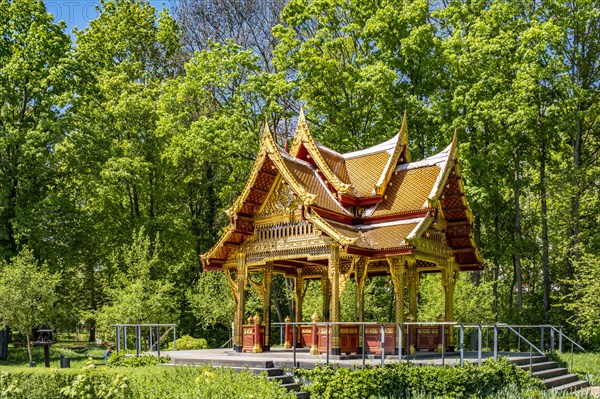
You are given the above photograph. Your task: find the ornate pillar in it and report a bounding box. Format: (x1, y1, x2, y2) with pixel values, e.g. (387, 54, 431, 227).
(443, 261, 457, 348)
(387, 257, 406, 325)
(329, 245, 341, 355)
(406, 259, 418, 321)
(263, 262, 273, 351)
(355, 257, 368, 352)
(294, 269, 307, 347)
(321, 269, 331, 322)
(233, 254, 248, 352)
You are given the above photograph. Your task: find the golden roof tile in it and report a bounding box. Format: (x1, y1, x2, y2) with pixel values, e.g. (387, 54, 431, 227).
(370, 165, 441, 217)
(281, 156, 349, 215)
(325, 219, 420, 250)
(344, 151, 392, 197)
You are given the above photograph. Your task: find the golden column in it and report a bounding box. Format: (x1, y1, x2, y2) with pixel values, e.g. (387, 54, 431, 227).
(294, 269, 307, 347)
(233, 253, 248, 352)
(387, 257, 406, 324)
(263, 261, 273, 351)
(406, 259, 419, 321)
(321, 269, 331, 321)
(329, 244, 341, 355)
(355, 257, 368, 352)
(442, 262, 457, 348)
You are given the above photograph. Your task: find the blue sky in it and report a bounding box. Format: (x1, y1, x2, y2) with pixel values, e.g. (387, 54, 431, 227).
(46, 0, 172, 35)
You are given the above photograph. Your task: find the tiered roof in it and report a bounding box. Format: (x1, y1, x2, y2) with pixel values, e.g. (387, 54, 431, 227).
(202, 111, 483, 272)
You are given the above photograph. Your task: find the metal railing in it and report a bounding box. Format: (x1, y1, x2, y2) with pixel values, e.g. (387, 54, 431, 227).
(266, 321, 584, 374)
(114, 324, 177, 357)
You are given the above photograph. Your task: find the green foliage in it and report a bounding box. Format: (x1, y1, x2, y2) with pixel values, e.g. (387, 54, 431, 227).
(296, 358, 543, 399)
(564, 255, 600, 346)
(95, 231, 179, 336)
(169, 335, 208, 350)
(0, 366, 294, 399)
(0, 248, 60, 363)
(107, 352, 170, 367)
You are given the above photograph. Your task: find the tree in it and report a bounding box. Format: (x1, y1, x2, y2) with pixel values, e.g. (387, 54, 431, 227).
(0, 248, 59, 364)
(0, 0, 71, 260)
(564, 254, 600, 346)
(273, 0, 444, 153)
(96, 231, 179, 335)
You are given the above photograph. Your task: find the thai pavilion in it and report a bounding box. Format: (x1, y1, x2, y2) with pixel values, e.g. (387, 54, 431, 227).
(201, 111, 483, 355)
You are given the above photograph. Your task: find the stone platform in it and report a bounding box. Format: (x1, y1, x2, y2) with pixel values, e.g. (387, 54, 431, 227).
(162, 347, 535, 369)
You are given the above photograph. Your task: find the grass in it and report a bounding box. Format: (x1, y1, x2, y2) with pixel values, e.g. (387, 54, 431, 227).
(0, 342, 107, 369)
(555, 352, 600, 386)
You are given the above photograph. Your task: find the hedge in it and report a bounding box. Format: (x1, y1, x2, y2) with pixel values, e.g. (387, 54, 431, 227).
(295, 358, 545, 399)
(0, 363, 295, 399)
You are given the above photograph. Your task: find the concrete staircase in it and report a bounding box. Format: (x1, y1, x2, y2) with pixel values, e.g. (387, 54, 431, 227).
(169, 357, 309, 398)
(230, 363, 309, 399)
(512, 355, 590, 392)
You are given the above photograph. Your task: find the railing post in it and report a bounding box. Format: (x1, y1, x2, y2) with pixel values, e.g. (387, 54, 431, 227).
(570, 341, 574, 373)
(149, 326, 153, 352)
(540, 326, 545, 352)
(124, 327, 127, 351)
(173, 326, 177, 350)
(459, 324, 464, 367)
(381, 323, 385, 367)
(550, 327, 554, 354)
(362, 323, 366, 367)
(326, 324, 330, 366)
(115, 326, 120, 353)
(292, 322, 297, 375)
(157, 327, 161, 357)
(477, 324, 482, 366)
(493, 324, 498, 361)
(441, 324, 445, 366)
(136, 325, 140, 357)
(529, 346, 533, 373)
(398, 324, 402, 362)
(559, 327, 563, 352)
(517, 327, 521, 352)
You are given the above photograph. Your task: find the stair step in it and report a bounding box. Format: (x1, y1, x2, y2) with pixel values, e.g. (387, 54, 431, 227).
(230, 366, 284, 377)
(281, 382, 301, 391)
(271, 375, 295, 384)
(294, 392, 310, 399)
(518, 361, 560, 372)
(533, 367, 568, 379)
(511, 356, 547, 366)
(544, 374, 579, 389)
(550, 379, 590, 393)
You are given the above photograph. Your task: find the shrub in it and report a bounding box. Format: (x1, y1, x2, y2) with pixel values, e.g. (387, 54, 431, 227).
(0, 366, 294, 399)
(169, 335, 209, 350)
(295, 357, 544, 399)
(107, 352, 170, 367)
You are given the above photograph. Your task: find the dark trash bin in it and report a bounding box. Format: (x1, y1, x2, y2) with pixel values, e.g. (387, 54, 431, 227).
(59, 354, 70, 368)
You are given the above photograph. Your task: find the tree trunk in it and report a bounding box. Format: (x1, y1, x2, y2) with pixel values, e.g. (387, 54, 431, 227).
(540, 141, 550, 321)
(513, 165, 523, 311)
(492, 214, 500, 320)
(0, 327, 8, 361)
(565, 113, 582, 279)
(26, 332, 33, 365)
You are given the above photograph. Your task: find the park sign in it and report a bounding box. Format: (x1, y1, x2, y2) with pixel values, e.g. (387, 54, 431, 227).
(202, 111, 483, 354)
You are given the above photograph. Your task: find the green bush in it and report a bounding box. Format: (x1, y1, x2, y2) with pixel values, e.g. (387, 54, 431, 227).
(0, 366, 294, 399)
(169, 335, 209, 350)
(295, 358, 544, 399)
(107, 352, 170, 367)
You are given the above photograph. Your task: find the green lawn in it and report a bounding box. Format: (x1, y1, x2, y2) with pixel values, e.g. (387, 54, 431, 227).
(0, 342, 107, 369)
(556, 352, 600, 386)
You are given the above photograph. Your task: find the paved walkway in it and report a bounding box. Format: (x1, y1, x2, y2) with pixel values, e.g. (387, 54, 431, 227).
(161, 347, 538, 369)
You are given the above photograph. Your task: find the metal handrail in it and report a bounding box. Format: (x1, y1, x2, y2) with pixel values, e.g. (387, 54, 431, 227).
(506, 325, 544, 356)
(548, 326, 585, 352)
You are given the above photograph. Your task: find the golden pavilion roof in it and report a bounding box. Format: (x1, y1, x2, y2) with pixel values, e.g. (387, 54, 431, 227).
(202, 112, 483, 273)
